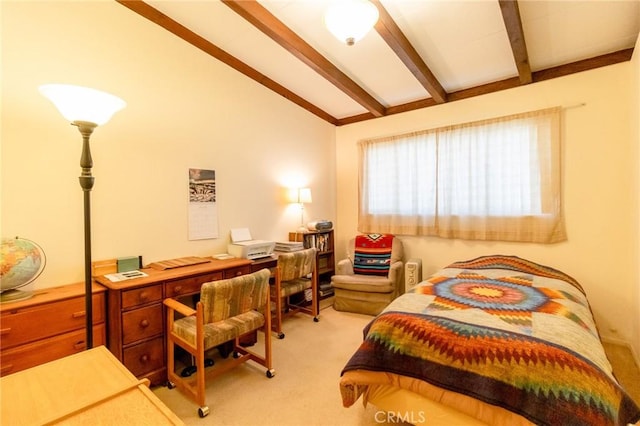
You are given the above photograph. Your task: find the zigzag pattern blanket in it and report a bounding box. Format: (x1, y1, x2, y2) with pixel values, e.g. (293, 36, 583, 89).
(353, 234, 394, 276)
(341, 255, 640, 426)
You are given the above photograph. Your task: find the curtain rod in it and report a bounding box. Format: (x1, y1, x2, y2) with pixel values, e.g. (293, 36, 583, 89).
(564, 102, 586, 110)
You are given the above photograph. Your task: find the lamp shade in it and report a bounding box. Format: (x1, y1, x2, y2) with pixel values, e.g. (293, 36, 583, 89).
(288, 187, 312, 204)
(39, 84, 126, 126)
(298, 188, 312, 204)
(324, 0, 379, 46)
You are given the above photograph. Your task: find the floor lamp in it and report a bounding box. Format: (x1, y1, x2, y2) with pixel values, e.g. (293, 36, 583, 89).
(40, 84, 125, 349)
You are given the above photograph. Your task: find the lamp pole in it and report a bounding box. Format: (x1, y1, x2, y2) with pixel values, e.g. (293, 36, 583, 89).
(39, 84, 125, 351)
(75, 120, 97, 349)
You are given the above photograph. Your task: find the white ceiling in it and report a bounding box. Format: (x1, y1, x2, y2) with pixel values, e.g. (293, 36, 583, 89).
(123, 0, 639, 125)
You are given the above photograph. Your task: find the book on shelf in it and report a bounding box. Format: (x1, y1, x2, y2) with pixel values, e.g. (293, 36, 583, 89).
(292, 232, 332, 252)
(319, 281, 333, 296)
(319, 287, 334, 297)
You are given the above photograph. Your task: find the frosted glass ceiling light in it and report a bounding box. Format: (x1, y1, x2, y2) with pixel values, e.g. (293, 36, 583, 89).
(39, 83, 125, 350)
(325, 0, 379, 46)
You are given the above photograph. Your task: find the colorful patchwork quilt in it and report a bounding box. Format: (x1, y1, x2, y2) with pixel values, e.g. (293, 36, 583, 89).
(340, 255, 640, 426)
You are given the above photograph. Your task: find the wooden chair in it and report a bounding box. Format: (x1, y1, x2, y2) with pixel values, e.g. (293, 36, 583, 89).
(164, 268, 275, 418)
(272, 248, 319, 339)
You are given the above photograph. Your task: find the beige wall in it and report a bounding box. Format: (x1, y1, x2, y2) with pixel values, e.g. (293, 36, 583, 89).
(1, 2, 335, 286)
(632, 33, 640, 360)
(335, 63, 639, 353)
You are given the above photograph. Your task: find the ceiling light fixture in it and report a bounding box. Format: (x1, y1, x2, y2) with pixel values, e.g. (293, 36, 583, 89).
(324, 0, 379, 46)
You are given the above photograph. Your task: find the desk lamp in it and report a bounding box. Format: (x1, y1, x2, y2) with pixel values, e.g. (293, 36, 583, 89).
(40, 84, 125, 349)
(289, 187, 312, 233)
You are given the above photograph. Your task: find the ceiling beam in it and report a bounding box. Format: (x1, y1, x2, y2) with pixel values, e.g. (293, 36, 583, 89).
(118, 1, 633, 127)
(337, 48, 633, 125)
(499, 0, 532, 84)
(372, 1, 447, 104)
(533, 48, 633, 82)
(221, 0, 386, 118)
(116, 0, 339, 125)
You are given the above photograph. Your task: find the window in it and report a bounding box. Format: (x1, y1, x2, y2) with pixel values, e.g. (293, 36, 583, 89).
(359, 107, 566, 243)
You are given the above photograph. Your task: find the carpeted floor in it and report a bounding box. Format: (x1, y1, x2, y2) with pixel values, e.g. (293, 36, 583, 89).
(153, 303, 394, 426)
(602, 341, 640, 405)
(153, 303, 640, 426)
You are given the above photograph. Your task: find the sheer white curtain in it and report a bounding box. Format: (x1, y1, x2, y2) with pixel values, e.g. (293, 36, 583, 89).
(358, 107, 566, 243)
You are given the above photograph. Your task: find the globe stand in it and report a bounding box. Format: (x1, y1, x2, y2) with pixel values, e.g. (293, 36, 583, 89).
(0, 289, 33, 304)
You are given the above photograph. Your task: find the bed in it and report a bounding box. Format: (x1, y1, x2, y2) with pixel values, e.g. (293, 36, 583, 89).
(340, 255, 640, 426)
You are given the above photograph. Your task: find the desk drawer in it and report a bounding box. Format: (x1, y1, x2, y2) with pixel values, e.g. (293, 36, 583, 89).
(122, 284, 162, 310)
(123, 336, 164, 378)
(0, 324, 106, 377)
(122, 305, 163, 345)
(165, 272, 223, 298)
(224, 265, 251, 279)
(0, 293, 105, 349)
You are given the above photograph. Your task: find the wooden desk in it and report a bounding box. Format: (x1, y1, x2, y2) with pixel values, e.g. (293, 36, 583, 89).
(0, 346, 183, 425)
(251, 255, 278, 274)
(95, 257, 275, 385)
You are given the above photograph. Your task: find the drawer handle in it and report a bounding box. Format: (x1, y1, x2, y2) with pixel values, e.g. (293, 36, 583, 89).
(139, 291, 149, 301)
(235, 271, 242, 276)
(73, 341, 86, 350)
(0, 327, 11, 335)
(174, 285, 182, 293)
(1, 364, 14, 375)
(140, 319, 150, 328)
(140, 354, 149, 363)
(72, 311, 86, 319)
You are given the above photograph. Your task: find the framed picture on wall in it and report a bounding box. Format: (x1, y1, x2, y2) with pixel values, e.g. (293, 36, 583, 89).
(188, 168, 219, 240)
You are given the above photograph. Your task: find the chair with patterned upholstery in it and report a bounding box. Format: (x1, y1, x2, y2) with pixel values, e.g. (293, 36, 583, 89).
(164, 268, 275, 418)
(272, 247, 319, 339)
(331, 234, 404, 315)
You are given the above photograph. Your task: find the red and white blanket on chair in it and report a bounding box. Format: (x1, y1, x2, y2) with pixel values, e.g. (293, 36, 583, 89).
(353, 234, 394, 276)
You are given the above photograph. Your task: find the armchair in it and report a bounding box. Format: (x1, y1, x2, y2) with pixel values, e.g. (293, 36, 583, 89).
(164, 268, 274, 418)
(330, 234, 404, 315)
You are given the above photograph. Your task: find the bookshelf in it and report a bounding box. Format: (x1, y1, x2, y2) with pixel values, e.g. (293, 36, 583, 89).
(288, 229, 335, 299)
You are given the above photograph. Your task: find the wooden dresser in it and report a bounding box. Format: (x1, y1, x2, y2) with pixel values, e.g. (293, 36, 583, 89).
(0, 282, 107, 377)
(94, 257, 270, 385)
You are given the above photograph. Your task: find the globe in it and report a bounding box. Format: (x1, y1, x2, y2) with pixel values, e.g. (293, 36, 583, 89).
(0, 237, 46, 302)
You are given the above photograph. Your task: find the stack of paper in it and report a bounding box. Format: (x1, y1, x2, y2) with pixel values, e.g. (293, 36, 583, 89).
(275, 241, 304, 252)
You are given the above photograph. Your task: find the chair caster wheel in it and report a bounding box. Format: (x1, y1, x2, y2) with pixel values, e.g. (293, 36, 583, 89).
(205, 358, 215, 367)
(180, 365, 197, 377)
(167, 381, 176, 389)
(266, 369, 276, 378)
(198, 406, 210, 418)
(313, 316, 319, 322)
(277, 332, 285, 339)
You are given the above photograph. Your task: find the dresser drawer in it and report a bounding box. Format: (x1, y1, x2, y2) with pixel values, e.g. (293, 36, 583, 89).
(224, 265, 251, 279)
(0, 323, 106, 377)
(122, 304, 163, 345)
(123, 336, 164, 377)
(0, 293, 105, 350)
(165, 272, 223, 298)
(122, 284, 162, 310)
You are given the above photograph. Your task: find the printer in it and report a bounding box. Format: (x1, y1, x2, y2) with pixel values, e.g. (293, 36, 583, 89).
(227, 228, 275, 260)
